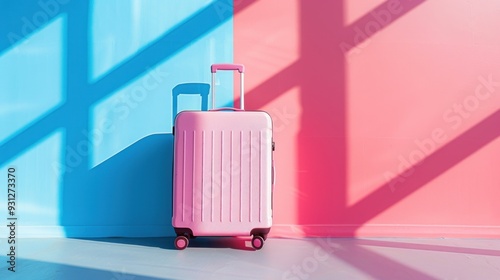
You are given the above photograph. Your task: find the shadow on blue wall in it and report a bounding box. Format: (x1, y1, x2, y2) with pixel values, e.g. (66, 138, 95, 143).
(63, 133, 174, 236)
(172, 83, 210, 123)
(0, 0, 233, 237)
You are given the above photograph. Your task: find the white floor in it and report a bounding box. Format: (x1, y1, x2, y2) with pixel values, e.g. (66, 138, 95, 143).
(1, 237, 500, 279)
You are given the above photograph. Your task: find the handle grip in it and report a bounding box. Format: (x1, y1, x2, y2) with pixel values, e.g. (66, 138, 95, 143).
(211, 63, 245, 110)
(211, 63, 245, 73)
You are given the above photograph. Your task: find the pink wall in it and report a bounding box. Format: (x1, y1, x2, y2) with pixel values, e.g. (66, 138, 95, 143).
(234, 0, 500, 237)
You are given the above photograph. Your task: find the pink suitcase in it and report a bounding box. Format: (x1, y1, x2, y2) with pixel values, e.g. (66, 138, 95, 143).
(172, 64, 275, 250)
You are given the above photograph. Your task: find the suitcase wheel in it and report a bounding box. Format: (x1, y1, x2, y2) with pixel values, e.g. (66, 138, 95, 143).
(174, 235, 189, 250)
(251, 235, 264, 250)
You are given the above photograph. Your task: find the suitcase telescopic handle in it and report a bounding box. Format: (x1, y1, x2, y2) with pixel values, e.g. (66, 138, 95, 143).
(211, 64, 245, 73)
(211, 63, 245, 110)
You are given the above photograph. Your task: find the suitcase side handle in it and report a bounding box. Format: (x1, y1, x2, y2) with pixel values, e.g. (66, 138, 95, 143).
(211, 63, 245, 110)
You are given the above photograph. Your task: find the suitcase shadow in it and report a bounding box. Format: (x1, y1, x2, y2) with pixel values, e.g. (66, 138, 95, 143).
(172, 83, 210, 122)
(182, 236, 256, 251)
(62, 133, 175, 237)
(74, 236, 256, 251)
(163, 237, 258, 251)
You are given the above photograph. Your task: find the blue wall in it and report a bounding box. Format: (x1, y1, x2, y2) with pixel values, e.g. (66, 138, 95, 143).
(0, 0, 235, 237)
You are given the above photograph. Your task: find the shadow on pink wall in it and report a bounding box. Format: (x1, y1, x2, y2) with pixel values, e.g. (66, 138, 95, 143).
(235, 0, 500, 237)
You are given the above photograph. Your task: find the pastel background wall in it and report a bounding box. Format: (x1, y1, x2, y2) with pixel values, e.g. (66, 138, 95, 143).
(0, 0, 234, 237)
(1, 0, 499, 239)
(235, 0, 500, 237)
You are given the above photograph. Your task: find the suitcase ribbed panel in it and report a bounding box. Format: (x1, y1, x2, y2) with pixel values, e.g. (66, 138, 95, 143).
(173, 111, 272, 236)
